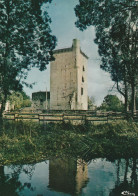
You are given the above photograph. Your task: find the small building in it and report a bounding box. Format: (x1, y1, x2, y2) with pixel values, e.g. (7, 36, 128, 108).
(32, 91, 50, 110)
(50, 39, 88, 110)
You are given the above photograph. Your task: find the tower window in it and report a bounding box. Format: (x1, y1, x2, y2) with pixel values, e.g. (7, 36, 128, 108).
(81, 88, 83, 95)
(83, 66, 85, 71)
(82, 76, 84, 82)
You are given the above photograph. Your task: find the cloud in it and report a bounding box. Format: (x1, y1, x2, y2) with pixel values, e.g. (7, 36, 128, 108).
(24, 0, 115, 106)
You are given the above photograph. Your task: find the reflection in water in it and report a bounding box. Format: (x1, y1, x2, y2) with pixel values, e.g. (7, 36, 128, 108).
(109, 158, 138, 196)
(0, 165, 35, 196)
(48, 158, 89, 195)
(0, 158, 137, 196)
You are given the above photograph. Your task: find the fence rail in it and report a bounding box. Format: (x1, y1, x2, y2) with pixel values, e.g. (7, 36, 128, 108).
(3, 110, 138, 124)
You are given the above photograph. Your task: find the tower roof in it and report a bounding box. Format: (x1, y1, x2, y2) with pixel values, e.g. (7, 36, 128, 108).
(53, 39, 88, 59)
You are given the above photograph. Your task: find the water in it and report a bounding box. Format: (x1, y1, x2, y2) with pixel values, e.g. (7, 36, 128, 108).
(0, 158, 137, 196)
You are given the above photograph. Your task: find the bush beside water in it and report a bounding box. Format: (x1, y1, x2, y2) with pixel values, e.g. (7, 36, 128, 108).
(0, 120, 138, 165)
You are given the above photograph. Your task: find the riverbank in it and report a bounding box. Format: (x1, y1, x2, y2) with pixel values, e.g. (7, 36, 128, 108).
(0, 120, 138, 165)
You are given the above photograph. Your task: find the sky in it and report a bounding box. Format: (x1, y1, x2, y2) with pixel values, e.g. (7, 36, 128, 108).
(24, 0, 117, 106)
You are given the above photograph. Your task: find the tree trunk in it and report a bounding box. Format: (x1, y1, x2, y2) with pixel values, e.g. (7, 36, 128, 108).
(0, 96, 7, 134)
(131, 84, 136, 118)
(124, 82, 129, 113)
(124, 95, 129, 113)
(116, 80, 129, 114)
(0, 100, 5, 135)
(0, 100, 6, 118)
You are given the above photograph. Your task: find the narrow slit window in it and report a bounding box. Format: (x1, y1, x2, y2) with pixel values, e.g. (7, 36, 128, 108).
(83, 66, 85, 71)
(82, 76, 84, 82)
(81, 88, 83, 95)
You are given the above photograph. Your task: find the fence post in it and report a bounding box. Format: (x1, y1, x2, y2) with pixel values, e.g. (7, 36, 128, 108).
(107, 113, 108, 123)
(38, 114, 40, 124)
(62, 113, 64, 123)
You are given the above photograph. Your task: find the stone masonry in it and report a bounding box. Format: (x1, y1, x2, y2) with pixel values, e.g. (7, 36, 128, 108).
(32, 91, 50, 110)
(50, 39, 88, 110)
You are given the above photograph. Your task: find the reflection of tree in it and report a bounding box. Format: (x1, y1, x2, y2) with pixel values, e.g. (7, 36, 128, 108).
(48, 158, 89, 195)
(116, 159, 121, 186)
(0, 165, 35, 196)
(0, 166, 22, 196)
(109, 158, 137, 196)
(130, 158, 137, 192)
(124, 159, 129, 182)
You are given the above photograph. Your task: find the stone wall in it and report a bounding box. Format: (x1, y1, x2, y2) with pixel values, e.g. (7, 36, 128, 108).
(50, 39, 88, 110)
(32, 91, 50, 110)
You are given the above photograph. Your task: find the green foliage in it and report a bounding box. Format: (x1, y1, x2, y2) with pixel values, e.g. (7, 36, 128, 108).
(0, 0, 56, 115)
(99, 94, 124, 112)
(0, 120, 137, 165)
(75, 0, 137, 115)
(88, 96, 96, 110)
(8, 91, 31, 110)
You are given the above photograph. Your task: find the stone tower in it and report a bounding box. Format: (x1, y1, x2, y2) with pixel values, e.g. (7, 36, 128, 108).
(50, 39, 88, 110)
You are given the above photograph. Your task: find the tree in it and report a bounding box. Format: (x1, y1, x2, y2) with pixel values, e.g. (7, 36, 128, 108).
(99, 95, 124, 112)
(0, 0, 56, 116)
(0, 165, 35, 196)
(75, 0, 137, 117)
(88, 96, 96, 110)
(8, 91, 31, 110)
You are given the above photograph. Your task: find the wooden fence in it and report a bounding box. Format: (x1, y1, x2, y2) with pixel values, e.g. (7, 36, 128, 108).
(3, 110, 138, 124)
